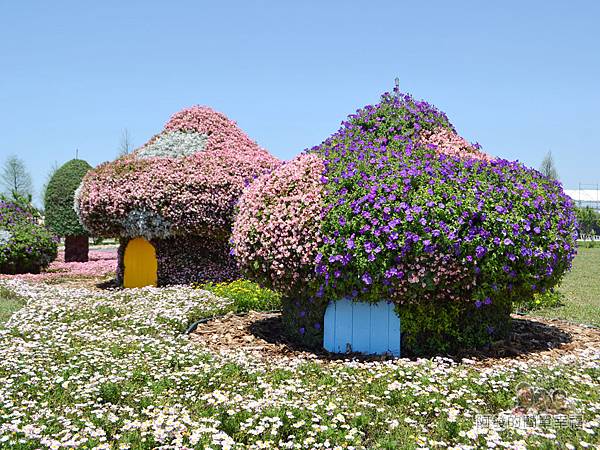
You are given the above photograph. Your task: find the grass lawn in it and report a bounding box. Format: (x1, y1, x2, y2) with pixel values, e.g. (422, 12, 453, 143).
(0, 285, 25, 327)
(529, 247, 600, 327)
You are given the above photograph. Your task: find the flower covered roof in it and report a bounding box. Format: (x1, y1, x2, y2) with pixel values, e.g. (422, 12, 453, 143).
(232, 90, 577, 305)
(76, 106, 280, 239)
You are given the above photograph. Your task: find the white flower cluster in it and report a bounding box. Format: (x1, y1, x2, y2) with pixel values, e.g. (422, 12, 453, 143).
(0, 280, 233, 449)
(72, 181, 89, 233)
(0, 229, 11, 246)
(122, 208, 173, 239)
(0, 279, 598, 449)
(136, 130, 208, 159)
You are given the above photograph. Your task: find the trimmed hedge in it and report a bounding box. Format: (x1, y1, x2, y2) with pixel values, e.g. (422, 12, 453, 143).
(45, 159, 92, 237)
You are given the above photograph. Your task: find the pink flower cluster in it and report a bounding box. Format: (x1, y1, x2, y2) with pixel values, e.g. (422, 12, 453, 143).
(417, 127, 493, 162)
(0, 249, 117, 282)
(232, 153, 325, 294)
(77, 107, 280, 239)
(163, 106, 265, 155)
(390, 253, 475, 304)
(232, 128, 493, 295)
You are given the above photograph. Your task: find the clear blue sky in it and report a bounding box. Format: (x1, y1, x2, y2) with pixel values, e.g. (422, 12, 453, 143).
(1, 1, 599, 203)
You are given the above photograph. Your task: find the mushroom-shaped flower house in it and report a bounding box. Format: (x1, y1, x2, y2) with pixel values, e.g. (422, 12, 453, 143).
(76, 106, 280, 287)
(232, 89, 577, 356)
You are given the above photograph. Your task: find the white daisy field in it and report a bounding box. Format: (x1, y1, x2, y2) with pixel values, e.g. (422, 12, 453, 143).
(0, 280, 598, 449)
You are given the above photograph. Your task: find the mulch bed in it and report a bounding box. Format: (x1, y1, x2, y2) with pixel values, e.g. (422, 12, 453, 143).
(189, 311, 600, 367)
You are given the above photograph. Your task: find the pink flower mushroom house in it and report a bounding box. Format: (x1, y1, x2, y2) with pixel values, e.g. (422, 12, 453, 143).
(76, 106, 280, 287)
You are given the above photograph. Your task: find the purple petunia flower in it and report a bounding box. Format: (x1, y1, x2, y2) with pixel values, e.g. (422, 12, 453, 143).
(346, 237, 355, 249)
(361, 272, 373, 285)
(475, 246, 487, 259)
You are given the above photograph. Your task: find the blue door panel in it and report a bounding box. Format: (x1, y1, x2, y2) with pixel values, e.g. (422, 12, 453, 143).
(333, 299, 353, 353)
(351, 302, 371, 354)
(323, 298, 401, 356)
(369, 301, 389, 353)
(387, 302, 401, 356)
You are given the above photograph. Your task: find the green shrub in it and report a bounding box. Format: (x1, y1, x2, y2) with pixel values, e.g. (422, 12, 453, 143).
(515, 289, 564, 313)
(44, 159, 92, 237)
(196, 279, 281, 313)
(398, 297, 512, 354)
(578, 240, 598, 249)
(575, 206, 600, 238)
(0, 195, 58, 274)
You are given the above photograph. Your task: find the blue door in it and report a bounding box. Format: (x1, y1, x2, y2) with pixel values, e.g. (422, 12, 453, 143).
(323, 298, 401, 356)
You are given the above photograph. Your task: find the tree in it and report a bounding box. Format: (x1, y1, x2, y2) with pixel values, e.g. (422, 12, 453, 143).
(576, 207, 600, 238)
(44, 159, 92, 262)
(118, 129, 133, 156)
(0, 155, 33, 200)
(540, 151, 558, 180)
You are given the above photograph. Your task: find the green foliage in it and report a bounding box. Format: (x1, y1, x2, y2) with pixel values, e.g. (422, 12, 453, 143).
(576, 206, 600, 237)
(0, 285, 26, 326)
(515, 289, 564, 312)
(44, 159, 92, 236)
(0, 195, 58, 274)
(4, 192, 41, 218)
(196, 279, 281, 313)
(281, 294, 325, 349)
(397, 296, 512, 355)
(99, 381, 122, 404)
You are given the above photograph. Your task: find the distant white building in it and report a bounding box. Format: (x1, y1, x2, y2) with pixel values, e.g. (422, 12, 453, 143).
(564, 188, 600, 212)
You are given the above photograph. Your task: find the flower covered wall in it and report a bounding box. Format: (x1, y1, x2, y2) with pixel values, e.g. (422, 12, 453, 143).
(232, 89, 577, 354)
(77, 106, 280, 285)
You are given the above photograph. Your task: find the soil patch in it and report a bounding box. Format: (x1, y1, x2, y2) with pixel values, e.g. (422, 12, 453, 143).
(189, 311, 600, 367)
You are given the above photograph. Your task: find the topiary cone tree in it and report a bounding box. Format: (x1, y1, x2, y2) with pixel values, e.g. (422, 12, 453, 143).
(75, 106, 280, 287)
(45, 159, 92, 262)
(232, 88, 578, 355)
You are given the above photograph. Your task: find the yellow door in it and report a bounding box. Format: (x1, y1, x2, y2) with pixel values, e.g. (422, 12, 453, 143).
(123, 237, 158, 288)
